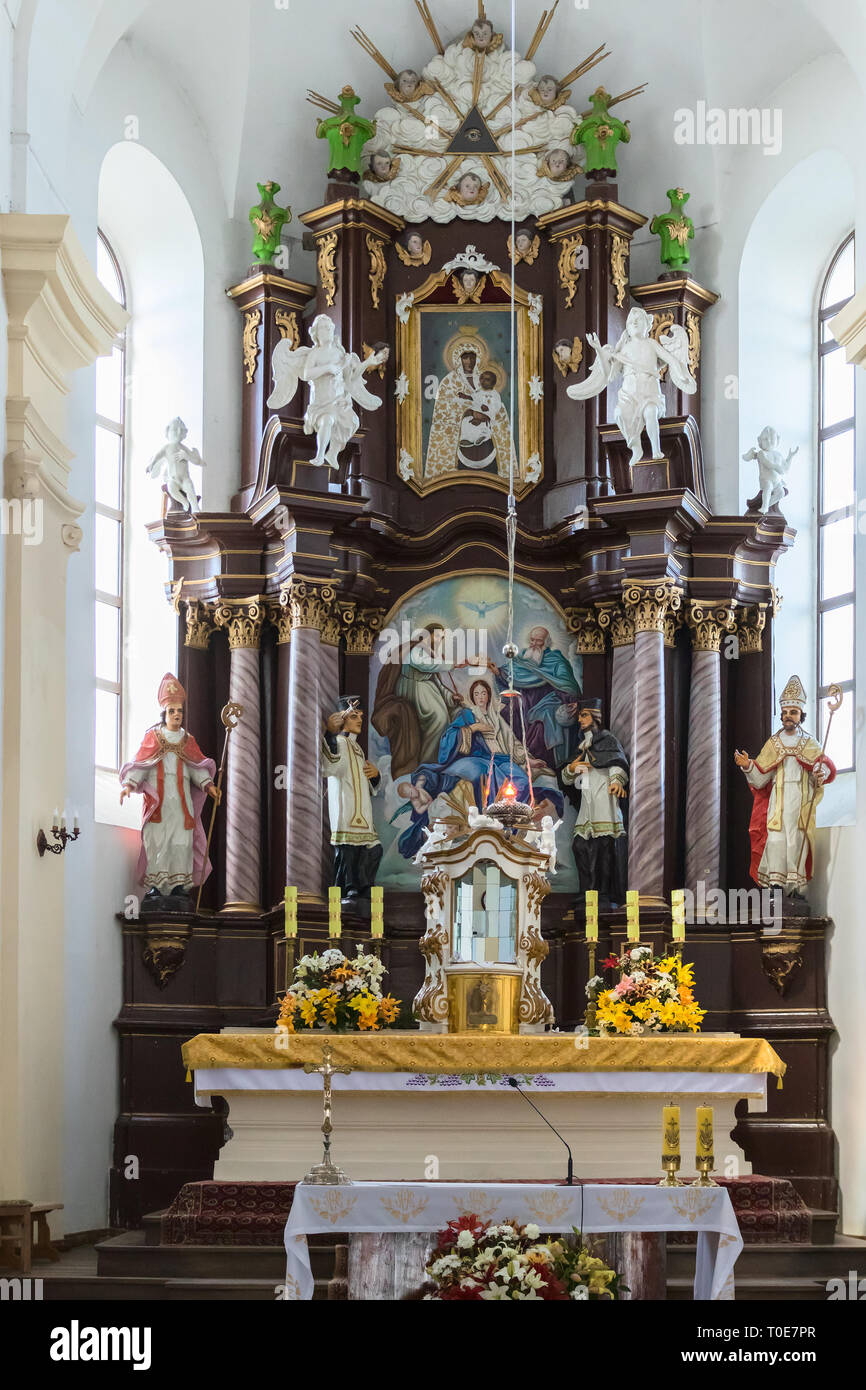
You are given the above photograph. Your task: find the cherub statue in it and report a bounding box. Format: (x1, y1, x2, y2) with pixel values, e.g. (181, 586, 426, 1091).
(146, 417, 203, 512)
(527, 814, 562, 872)
(566, 306, 696, 466)
(743, 426, 798, 516)
(412, 819, 450, 866)
(267, 314, 388, 470)
(467, 804, 498, 831)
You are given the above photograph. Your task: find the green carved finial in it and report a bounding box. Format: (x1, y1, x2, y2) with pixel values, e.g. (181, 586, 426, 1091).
(249, 181, 292, 264)
(650, 188, 695, 271)
(315, 85, 377, 176)
(571, 86, 631, 177)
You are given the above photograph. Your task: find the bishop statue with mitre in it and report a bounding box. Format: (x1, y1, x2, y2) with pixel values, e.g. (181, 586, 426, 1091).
(734, 674, 835, 898)
(120, 672, 220, 904)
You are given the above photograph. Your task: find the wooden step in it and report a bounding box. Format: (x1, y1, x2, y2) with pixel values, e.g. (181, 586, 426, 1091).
(666, 1234, 865, 1281)
(668, 1275, 829, 1301)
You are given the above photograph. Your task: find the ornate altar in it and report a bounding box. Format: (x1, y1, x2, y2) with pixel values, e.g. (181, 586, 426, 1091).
(111, 5, 837, 1228)
(414, 823, 553, 1034)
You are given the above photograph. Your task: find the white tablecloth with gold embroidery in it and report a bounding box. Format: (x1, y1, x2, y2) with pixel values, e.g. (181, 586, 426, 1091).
(282, 1181, 741, 1301)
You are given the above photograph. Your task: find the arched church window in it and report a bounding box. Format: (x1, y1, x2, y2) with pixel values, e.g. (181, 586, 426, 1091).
(818, 233, 856, 771)
(94, 229, 127, 772)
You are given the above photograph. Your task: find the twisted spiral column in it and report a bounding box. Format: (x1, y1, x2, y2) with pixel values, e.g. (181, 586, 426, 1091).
(599, 602, 635, 759)
(282, 581, 335, 895)
(623, 582, 681, 897)
(684, 603, 736, 892)
(215, 602, 265, 911)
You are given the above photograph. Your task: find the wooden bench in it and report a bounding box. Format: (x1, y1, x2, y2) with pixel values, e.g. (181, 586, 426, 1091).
(30, 1203, 63, 1262)
(0, 1201, 32, 1273)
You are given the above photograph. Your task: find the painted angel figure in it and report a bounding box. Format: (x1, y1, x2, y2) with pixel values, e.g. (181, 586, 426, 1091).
(147, 417, 203, 512)
(266, 313, 388, 470)
(566, 306, 696, 466)
(743, 425, 798, 515)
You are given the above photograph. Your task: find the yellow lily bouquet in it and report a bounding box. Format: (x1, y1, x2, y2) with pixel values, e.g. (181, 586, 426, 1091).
(587, 945, 705, 1036)
(277, 946, 401, 1033)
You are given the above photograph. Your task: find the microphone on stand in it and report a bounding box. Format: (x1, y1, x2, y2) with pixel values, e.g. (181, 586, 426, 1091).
(507, 1076, 574, 1186)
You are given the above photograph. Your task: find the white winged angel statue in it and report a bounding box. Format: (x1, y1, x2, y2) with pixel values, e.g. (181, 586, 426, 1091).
(266, 313, 388, 470)
(566, 306, 696, 466)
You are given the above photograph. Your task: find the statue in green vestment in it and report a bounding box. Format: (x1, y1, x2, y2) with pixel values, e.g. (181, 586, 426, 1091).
(571, 86, 631, 178)
(315, 85, 377, 177)
(249, 181, 292, 264)
(650, 188, 695, 271)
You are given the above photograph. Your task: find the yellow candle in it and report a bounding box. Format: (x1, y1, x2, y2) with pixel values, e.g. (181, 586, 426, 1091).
(370, 885, 384, 939)
(696, 1105, 714, 1158)
(284, 885, 298, 939)
(626, 890, 640, 942)
(671, 888, 686, 942)
(584, 891, 598, 941)
(662, 1105, 680, 1158)
(328, 886, 342, 939)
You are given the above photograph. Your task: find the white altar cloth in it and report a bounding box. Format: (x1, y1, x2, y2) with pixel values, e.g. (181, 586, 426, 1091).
(282, 1181, 742, 1301)
(195, 1068, 765, 1099)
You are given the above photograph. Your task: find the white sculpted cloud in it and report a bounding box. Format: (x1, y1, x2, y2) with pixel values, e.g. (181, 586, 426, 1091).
(363, 38, 578, 224)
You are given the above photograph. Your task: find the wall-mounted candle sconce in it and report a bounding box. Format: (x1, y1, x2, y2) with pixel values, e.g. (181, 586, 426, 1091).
(37, 809, 81, 857)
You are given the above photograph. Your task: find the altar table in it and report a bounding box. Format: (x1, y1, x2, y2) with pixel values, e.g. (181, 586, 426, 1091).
(281, 1182, 743, 1301)
(184, 1033, 783, 1184)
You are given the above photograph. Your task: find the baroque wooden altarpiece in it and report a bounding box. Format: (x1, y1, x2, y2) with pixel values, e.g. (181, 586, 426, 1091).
(111, 11, 835, 1226)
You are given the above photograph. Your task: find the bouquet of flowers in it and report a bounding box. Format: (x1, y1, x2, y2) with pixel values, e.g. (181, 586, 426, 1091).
(276, 946, 401, 1033)
(424, 1215, 620, 1301)
(587, 945, 705, 1036)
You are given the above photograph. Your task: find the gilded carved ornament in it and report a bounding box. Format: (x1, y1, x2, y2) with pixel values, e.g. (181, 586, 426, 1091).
(280, 579, 337, 631)
(343, 605, 386, 655)
(275, 309, 300, 348)
(243, 309, 262, 385)
(316, 230, 339, 307)
(366, 233, 387, 309)
(610, 231, 628, 308)
(736, 604, 767, 655)
(685, 310, 701, 377)
(622, 579, 682, 634)
(557, 232, 584, 309)
(597, 602, 634, 648)
(183, 599, 215, 650)
(685, 601, 736, 653)
(650, 311, 675, 381)
(565, 606, 605, 655)
(215, 600, 266, 650)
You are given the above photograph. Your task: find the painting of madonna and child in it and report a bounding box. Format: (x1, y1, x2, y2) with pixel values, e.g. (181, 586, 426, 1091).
(368, 576, 584, 891)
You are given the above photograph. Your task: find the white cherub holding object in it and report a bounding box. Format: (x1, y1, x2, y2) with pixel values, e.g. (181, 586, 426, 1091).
(267, 313, 387, 470)
(467, 804, 498, 831)
(527, 814, 562, 872)
(147, 417, 203, 512)
(412, 819, 450, 865)
(566, 306, 696, 466)
(743, 426, 798, 516)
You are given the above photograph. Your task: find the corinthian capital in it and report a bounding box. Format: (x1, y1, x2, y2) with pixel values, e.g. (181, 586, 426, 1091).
(214, 600, 266, 649)
(343, 605, 387, 655)
(622, 579, 682, 635)
(183, 600, 215, 650)
(280, 579, 337, 632)
(735, 604, 767, 655)
(686, 601, 736, 653)
(565, 607, 605, 655)
(596, 601, 634, 648)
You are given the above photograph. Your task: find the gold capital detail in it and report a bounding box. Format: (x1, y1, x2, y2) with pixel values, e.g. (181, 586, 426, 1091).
(243, 309, 261, 385)
(275, 309, 300, 348)
(686, 601, 736, 653)
(268, 597, 294, 645)
(215, 600, 266, 650)
(736, 604, 767, 655)
(664, 607, 683, 649)
(650, 311, 675, 381)
(565, 606, 605, 655)
(622, 579, 682, 635)
(183, 600, 215, 651)
(597, 602, 634, 648)
(280, 579, 337, 632)
(366, 233, 387, 310)
(610, 232, 628, 309)
(321, 612, 343, 648)
(558, 233, 584, 309)
(343, 605, 386, 655)
(317, 230, 339, 307)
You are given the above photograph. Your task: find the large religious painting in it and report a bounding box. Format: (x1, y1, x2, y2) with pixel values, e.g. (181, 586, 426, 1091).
(395, 253, 543, 496)
(367, 574, 583, 890)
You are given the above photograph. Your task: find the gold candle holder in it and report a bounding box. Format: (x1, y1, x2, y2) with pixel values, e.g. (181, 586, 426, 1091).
(692, 1155, 718, 1187)
(585, 939, 598, 1030)
(658, 1155, 683, 1187)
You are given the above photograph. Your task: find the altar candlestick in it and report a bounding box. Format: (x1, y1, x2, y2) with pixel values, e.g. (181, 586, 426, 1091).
(60, 809, 67, 831)
(328, 886, 342, 939)
(284, 885, 298, 939)
(671, 888, 686, 942)
(696, 1105, 714, 1158)
(585, 890, 598, 941)
(662, 1104, 680, 1158)
(52, 807, 60, 829)
(626, 890, 640, 941)
(370, 885, 384, 938)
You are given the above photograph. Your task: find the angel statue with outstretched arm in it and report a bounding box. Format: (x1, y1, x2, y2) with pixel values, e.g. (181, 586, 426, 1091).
(566, 306, 696, 466)
(266, 313, 389, 470)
